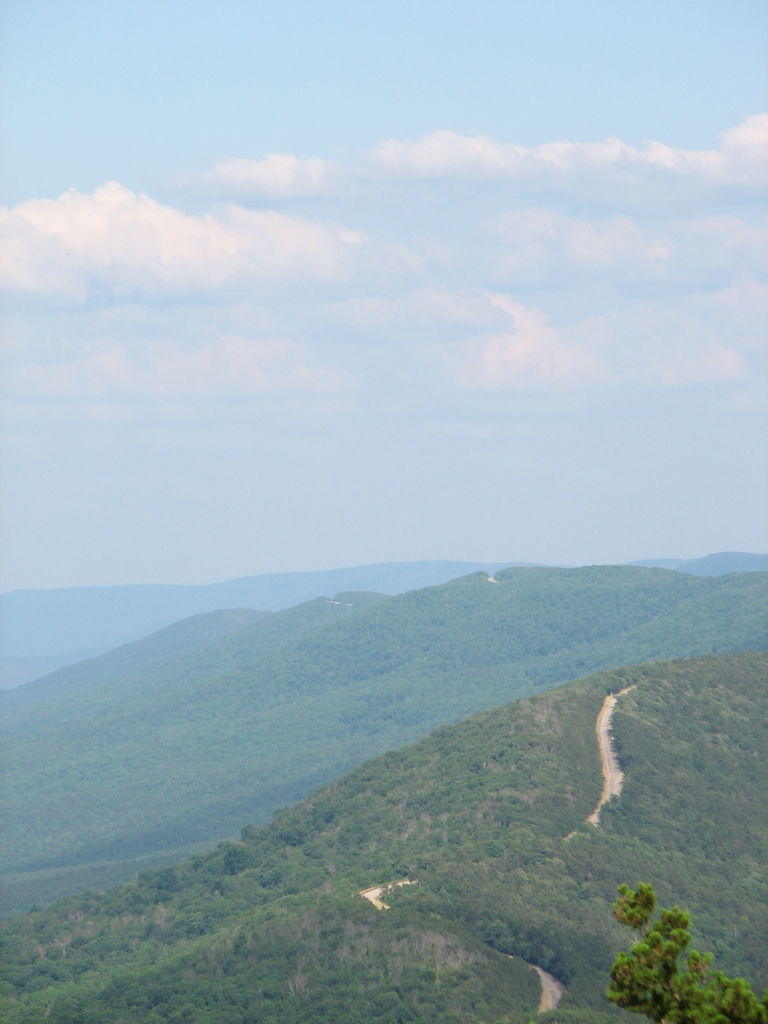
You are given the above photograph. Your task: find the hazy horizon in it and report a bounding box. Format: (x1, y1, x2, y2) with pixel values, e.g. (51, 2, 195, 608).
(3, 551, 767, 597)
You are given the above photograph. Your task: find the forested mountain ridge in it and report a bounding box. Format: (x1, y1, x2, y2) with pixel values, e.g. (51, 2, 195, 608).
(0, 560, 521, 668)
(628, 550, 768, 574)
(1, 651, 765, 1024)
(1, 608, 268, 710)
(2, 593, 388, 715)
(2, 553, 763, 687)
(2, 566, 766, 915)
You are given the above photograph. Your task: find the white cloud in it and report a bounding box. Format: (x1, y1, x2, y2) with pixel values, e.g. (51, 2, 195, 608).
(717, 114, 768, 183)
(177, 115, 768, 204)
(6, 335, 352, 402)
(3, 117, 765, 410)
(442, 285, 761, 392)
(368, 130, 528, 178)
(1, 182, 369, 299)
(570, 301, 752, 388)
(193, 153, 339, 198)
(444, 293, 606, 390)
(664, 216, 768, 280)
(366, 115, 768, 193)
(487, 208, 767, 284)
(325, 286, 511, 332)
(489, 209, 669, 279)
(6, 117, 763, 306)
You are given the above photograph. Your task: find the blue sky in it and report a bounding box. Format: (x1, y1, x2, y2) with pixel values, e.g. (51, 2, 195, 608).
(1, 0, 767, 589)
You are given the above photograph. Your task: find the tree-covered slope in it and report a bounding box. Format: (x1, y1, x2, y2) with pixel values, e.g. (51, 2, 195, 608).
(0, 560, 519, 663)
(4, 555, 763, 688)
(628, 551, 768, 575)
(1, 652, 765, 1024)
(673, 551, 768, 575)
(1, 608, 267, 710)
(0, 591, 387, 909)
(1, 567, 766, 912)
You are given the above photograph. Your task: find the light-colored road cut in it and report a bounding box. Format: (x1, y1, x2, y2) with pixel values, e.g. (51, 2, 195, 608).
(359, 879, 417, 910)
(507, 957, 565, 1013)
(531, 964, 565, 1012)
(586, 685, 634, 826)
(362, 884, 565, 1011)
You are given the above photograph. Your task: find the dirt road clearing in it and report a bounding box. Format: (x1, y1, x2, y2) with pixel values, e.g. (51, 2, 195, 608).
(359, 879, 417, 910)
(531, 964, 565, 1012)
(587, 686, 634, 826)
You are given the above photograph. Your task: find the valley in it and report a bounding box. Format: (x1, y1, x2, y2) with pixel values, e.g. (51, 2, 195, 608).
(2, 565, 766, 913)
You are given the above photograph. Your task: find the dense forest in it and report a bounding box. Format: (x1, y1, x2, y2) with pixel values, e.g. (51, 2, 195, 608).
(0, 560, 521, 676)
(4, 553, 760, 671)
(2, 566, 766, 912)
(1, 651, 765, 1023)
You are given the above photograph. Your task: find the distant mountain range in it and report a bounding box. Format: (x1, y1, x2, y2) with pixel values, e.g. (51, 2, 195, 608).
(2, 650, 765, 1023)
(1, 553, 766, 687)
(2, 564, 765, 914)
(0, 561, 522, 685)
(627, 551, 768, 574)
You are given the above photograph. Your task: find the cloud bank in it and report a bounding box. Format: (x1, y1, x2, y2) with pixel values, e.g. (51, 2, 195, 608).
(1, 182, 372, 299)
(2, 117, 766, 406)
(367, 114, 768, 190)
(175, 115, 768, 198)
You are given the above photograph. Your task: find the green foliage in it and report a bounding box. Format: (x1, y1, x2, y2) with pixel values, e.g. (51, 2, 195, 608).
(2, 568, 766, 911)
(608, 883, 768, 1023)
(0, 651, 766, 1023)
(2, 608, 266, 711)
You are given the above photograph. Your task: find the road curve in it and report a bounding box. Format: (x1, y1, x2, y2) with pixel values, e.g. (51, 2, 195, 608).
(587, 686, 634, 826)
(359, 879, 417, 910)
(531, 964, 565, 1012)
(362, 884, 566, 1011)
(507, 957, 565, 1012)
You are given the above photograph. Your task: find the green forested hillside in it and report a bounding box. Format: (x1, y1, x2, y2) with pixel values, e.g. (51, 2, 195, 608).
(0, 560, 518, 663)
(2, 567, 766, 912)
(1, 652, 765, 1024)
(2, 608, 267, 710)
(629, 550, 768, 575)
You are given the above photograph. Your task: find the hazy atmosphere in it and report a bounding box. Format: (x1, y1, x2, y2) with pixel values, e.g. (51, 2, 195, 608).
(2, 8, 768, 1020)
(2, 0, 767, 591)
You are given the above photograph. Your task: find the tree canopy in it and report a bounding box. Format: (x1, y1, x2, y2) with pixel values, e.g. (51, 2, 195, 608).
(608, 883, 768, 1023)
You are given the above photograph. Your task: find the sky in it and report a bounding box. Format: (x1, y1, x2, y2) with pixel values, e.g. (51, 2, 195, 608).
(1, 0, 767, 591)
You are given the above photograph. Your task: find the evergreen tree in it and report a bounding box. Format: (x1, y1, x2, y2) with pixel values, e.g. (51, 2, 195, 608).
(607, 883, 768, 1023)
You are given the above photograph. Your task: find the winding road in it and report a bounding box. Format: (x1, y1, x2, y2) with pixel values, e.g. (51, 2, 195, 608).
(531, 964, 565, 1012)
(586, 685, 634, 826)
(360, 881, 564, 1012)
(359, 879, 417, 910)
(358, 683, 641, 1013)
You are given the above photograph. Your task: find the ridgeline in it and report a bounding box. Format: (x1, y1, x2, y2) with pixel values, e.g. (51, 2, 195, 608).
(2, 566, 766, 912)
